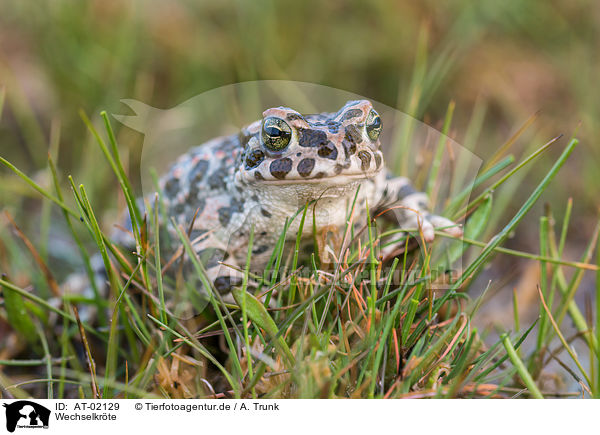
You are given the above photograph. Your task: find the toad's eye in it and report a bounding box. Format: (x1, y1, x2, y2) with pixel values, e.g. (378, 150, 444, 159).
(261, 117, 292, 152)
(365, 109, 382, 141)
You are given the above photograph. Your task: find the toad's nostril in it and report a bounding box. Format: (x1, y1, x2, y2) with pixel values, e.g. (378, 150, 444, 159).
(358, 151, 372, 171)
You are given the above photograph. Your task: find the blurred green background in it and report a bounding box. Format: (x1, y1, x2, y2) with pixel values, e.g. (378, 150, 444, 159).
(0, 0, 598, 319)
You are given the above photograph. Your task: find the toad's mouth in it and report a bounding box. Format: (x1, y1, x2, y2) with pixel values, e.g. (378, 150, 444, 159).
(241, 169, 381, 185)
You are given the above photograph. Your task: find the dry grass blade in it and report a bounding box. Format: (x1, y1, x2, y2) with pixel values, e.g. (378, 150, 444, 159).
(483, 111, 539, 171)
(418, 314, 468, 384)
(73, 306, 100, 398)
(537, 285, 592, 390)
(3, 211, 60, 297)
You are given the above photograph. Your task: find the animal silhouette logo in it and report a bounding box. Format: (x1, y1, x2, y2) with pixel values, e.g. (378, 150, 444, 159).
(2, 401, 50, 432)
(112, 81, 479, 299)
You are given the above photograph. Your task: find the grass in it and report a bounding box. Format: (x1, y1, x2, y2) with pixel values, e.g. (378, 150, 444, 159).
(1, 1, 599, 399)
(0, 103, 597, 399)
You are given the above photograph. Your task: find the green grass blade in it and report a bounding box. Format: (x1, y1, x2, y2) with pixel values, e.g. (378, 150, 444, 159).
(231, 287, 295, 367)
(79, 110, 140, 234)
(0, 157, 78, 218)
(437, 138, 578, 311)
(447, 193, 492, 264)
(427, 100, 455, 199)
(0, 86, 5, 120)
(538, 286, 592, 388)
(1, 274, 39, 345)
(35, 322, 53, 398)
(536, 216, 550, 351)
(446, 155, 514, 215)
(501, 333, 544, 399)
(597, 231, 600, 397)
(152, 194, 167, 324)
(289, 202, 309, 305)
(454, 135, 561, 219)
(100, 111, 142, 227)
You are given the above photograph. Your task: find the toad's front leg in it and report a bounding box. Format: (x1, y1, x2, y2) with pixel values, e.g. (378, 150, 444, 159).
(179, 230, 246, 301)
(376, 174, 462, 242)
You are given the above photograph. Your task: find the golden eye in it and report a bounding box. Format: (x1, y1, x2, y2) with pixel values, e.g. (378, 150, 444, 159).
(261, 117, 292, 151)
(365, 109, 382, 141)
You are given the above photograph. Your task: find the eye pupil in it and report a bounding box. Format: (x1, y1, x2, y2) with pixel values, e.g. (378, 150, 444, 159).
(262, 117, 292, 151)
(265, 126, 282, 137)
(366, 109, 382, 141)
